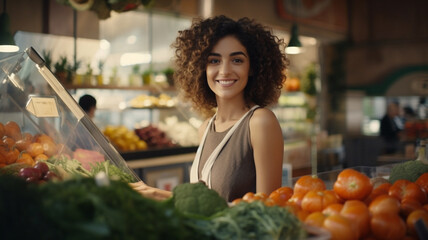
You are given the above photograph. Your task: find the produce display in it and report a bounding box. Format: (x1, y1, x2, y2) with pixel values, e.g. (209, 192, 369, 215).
(0, 121, 136, 183)
(134, 124, 176, 148)
(230, 165, 428, 240)
(0, 176, 306, 240)
(103, 125, 148, 151)
(129, 93, 176, 108)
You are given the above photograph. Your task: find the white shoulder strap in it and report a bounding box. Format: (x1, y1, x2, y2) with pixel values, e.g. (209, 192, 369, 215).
(190, 105, 259, 188)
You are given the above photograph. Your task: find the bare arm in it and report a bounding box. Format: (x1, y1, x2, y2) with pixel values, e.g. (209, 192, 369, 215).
(250, 108, 283, 195)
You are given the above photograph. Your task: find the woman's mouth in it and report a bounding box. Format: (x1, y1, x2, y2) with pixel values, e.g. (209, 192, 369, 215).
(216, 80, 236, 87)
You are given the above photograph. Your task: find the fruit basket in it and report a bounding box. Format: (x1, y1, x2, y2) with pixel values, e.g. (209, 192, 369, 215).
(0, 47, 140, 183)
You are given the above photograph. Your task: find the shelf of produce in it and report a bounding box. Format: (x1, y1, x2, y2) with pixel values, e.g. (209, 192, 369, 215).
(65, 84, 176, 92)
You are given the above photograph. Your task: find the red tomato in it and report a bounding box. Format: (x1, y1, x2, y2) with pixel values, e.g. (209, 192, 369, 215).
(333, 168, 373, 200)
(389, 179, 427, 204)
(370, 213, 406, 240)
(268, 186, 293, 206)
(369, 194, 401, 215)
(322, 203, 343, 216)
(406, 208, 428, 237)
(323, 213, 358, 240)
(263, 198, 275, 207)
(364, 182, 392, 205)
(305, 211, 326, 228)
(301, 190, 339, 213)
(340, 200, 371, 239)
(415, 172, 428, 194)
(293, 175, 326, 197)
(230, 198, 242, 206)
(242, 192, 255, 202)
(401, 197, 423, 217)
(289, 193, 305, 207)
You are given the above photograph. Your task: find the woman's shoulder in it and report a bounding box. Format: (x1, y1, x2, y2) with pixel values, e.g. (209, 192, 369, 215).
(250, 107, 279, 127)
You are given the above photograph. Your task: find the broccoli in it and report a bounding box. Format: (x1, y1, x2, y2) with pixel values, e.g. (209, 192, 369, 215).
(389, 160, 428, 183)
(172, 182, 228, 218)
(195, 201, 307, 240)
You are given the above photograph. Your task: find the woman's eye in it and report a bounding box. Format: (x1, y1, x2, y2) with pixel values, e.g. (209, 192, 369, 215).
(208, 58, 220, 64)
(232, 58, 244, 63)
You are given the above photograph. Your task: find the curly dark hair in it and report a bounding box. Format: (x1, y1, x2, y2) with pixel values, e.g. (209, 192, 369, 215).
(172, 15, 288, 117)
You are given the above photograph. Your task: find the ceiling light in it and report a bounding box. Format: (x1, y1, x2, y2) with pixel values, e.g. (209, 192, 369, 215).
(285, 23, 302, 55)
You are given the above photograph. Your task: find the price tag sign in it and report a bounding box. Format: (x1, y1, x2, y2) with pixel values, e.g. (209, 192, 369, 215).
(26, 96, 59, 118)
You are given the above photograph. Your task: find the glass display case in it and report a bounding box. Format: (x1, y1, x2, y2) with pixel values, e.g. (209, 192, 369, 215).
(0, 47, 140, 183)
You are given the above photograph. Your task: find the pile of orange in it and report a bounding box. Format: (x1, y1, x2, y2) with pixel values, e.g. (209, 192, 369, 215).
(232, 168, 428, 240)
(0, 121, 59, 168)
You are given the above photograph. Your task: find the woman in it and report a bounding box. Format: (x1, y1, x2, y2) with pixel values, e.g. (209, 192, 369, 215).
(132, 15, 288, 201)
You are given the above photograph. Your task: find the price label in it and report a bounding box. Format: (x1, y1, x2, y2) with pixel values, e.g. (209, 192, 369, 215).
(26, 97, 59, 117)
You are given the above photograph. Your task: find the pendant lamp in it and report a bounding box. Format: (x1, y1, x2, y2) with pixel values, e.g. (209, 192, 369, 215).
(285, 23, 302, 55)
(0, 0, 19, 53)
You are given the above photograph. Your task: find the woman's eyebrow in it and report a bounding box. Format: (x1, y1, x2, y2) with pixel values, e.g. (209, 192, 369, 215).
(230, 51, 248, 58)
(208, 52, 248, 57)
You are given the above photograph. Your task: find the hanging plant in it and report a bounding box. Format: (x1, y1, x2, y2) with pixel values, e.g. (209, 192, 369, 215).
(56, 0, 154, 19)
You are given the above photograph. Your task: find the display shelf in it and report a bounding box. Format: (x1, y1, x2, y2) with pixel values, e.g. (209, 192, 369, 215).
(122, 146, 198, 161)
(64, 84, 176, 93)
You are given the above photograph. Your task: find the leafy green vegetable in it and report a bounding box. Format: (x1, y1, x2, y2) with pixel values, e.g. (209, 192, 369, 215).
(45, 155, 136, 183)
(0, 175, 51, 240)
(172, 182, 228, 219)
(193, 201, 306, 240)
(389, 160, 428, 183)
(90, 161, 135, 183)
(46, 155, 92, 180)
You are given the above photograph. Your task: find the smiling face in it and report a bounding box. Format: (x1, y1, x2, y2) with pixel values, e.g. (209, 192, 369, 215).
(206, 35, 251, 104)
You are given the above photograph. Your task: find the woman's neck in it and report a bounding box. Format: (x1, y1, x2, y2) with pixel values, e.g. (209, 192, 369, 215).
(215, 98, 252, 123)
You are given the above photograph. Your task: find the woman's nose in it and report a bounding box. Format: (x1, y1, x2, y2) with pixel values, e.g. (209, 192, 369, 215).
(219, 61, 231, 75)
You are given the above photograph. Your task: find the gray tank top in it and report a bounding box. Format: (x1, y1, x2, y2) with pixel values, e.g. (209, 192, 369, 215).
(198, 107, 259, 202)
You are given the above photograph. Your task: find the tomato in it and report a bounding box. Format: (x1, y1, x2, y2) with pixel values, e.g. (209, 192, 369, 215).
(370, 212, 406, 240)
(364, 182, 392, 205)
(406, 209, 428, 237)
(34, 154, 49, 161)
(263, 198, 275, 207)
(305, 211, 326, 228)
(255, 192, 268, 200)
(333, 168, 373, 200)
(294, 175, 326, 196)
(15, 138, 31, 152)
(289, 193, 305, 207)
(2, 136, 15, 149)
(16, 152, 35, 166)
(340, 200, 371, 239)
(3, 148, 19, 164)
(268, 186, 293, 206)
(323, 213, 358, 240)
(369, 194, 401, 215)
(243, 192, 264, 202)
(230, 198, 242, 206)
(0, 122, 5, 139)
(34, 134, 55, 144)
(4, 121, 22, 141)
(389, 179, 427, 204)
(26, 142, 44, 158)
(416, 172, 428, 194)
(401, 197, 423, 217)
(322, 203, 343, 216)
(41, 140, 57, 157)
(301, 190, 339, 213)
